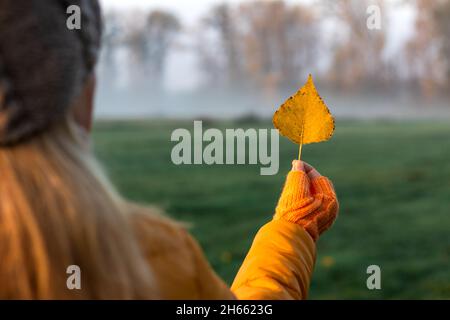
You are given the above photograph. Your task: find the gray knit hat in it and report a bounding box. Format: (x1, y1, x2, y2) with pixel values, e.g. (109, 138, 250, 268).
(0, 0, 102, 146)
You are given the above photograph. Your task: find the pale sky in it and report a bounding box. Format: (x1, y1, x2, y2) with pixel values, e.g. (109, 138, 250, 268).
(100, 0, 248, 24)
(100, 0, 317, 24)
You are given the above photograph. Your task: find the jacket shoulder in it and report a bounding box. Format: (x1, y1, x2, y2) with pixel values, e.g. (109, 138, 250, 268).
(126, 202, 234, 299)
(126, 203, 191, 257)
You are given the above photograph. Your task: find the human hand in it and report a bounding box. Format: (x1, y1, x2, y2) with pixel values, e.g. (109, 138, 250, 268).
(273, 160, 339, 241)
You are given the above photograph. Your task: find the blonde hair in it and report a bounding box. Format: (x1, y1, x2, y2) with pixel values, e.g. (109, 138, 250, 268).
(0, 117, 156, 299)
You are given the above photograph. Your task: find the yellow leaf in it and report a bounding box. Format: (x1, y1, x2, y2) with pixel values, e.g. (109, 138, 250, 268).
(273, 75, 335, 155)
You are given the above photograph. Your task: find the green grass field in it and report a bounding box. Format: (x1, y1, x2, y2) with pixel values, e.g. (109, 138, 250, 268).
(93, 119, 450, 299)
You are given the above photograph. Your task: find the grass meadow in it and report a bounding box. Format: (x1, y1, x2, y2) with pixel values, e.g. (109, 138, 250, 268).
(93, 119, 450, 299)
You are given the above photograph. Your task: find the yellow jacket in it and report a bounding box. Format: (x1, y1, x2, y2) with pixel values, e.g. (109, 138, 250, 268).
(131, 170, 337, 300)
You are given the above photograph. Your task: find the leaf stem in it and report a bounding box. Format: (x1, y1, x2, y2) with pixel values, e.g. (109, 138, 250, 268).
(298, 143, 303, 161)
(298, 120, 305, 161)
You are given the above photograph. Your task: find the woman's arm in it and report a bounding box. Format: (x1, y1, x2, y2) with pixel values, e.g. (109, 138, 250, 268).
(231, 161, 339, 300)
(231, 220, 316, 299)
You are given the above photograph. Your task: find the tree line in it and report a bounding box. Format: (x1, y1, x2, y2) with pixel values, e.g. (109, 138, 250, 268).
(100, 0, 450, 98)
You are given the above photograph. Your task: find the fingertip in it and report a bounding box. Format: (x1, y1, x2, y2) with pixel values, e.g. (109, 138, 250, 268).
(291, 160, 304, 172)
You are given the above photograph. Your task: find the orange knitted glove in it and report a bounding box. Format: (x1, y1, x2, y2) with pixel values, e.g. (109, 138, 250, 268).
(273, 161, 339, 241)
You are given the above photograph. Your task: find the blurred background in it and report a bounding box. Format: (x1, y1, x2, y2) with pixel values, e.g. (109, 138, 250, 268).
(93, 0, 450, 299)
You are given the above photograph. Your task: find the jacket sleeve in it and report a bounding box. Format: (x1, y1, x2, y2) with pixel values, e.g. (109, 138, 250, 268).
(231, 220, 316, 300)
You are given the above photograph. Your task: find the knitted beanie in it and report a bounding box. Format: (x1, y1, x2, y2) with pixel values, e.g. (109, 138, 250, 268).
(0, 0, 102, 146)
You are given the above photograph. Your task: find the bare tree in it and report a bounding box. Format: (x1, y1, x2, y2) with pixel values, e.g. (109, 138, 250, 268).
(197, 4, 244, 90)
(326, 0, 388, 91)
(145, 10, 181, 87)
(405, 0, 450, 96)
(432, 0, 450, 89)
(123, 10, 181, 89)
(100, 11, 123, 85)
(126, 24, 148, 81)
(197, 1, 318, 94)
(239, 1, 319, 93)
